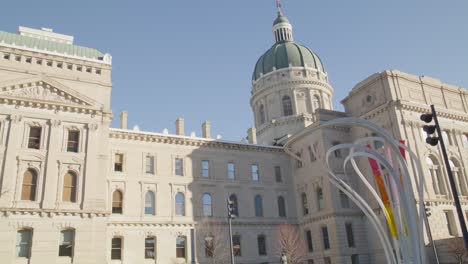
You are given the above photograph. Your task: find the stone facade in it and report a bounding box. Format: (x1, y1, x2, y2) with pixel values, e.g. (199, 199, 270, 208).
(0, 12, 466, 264)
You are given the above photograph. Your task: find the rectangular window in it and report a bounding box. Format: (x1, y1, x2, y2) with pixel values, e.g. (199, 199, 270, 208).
(145, 237, 156, 259)
(351, 254, 359, 264)
(322, 226, 330, 250)
(228, 162, 235, 180)
(333, 142, 342, 158)
(175, 158, 184, 176)
(67, 130, 79, 152)
(340, 190, 350, 208)
(345, 223, 355, 247)
(67, 64, 73, 70)
(59, 230, 74, 257)
(57, 62, 63, 68)
(15, 55, 21, 62)
(296, 152, 303, 168)
(324, 257, 332, 264)
(36, 59, 42, 65)
(25, 57, 32, 63)
(114, 153, 123, 172)
(445, 210, 458, 236)
(16, 229, 32, 258)
(176, 236, 186, 258)
(306, 230, 313, 252)
(442, 131, 451, 145)
(3, 53, 10, 60)
(46, 60, 52, 66)
(463, 134, 468, 148)
(257, 235, 266, 255)
(145, 156, 154, 174)
(202, 160, 209, 177)
(28, 126, 41, 149)
(111, 237, 122, 260)
(308, 145, 316, 162)
(308, 260, 314, 264)
(233, 235, 241, 256)
(252, 164, 259, 181)
(275, 166, 282, 182)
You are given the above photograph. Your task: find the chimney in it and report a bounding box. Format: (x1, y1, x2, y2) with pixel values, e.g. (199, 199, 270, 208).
(176, 118, 184, 136)
(120, 111, 128, 129)
(202, 121, 211, 139)
(247, 128, 257, 144)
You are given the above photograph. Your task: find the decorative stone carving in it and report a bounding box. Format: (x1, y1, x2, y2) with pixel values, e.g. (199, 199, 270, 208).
(9, 114, 22, 124)
(49, 119, 61, 127)
(0, 84, 84, 106)
(87, 123, 98, 131)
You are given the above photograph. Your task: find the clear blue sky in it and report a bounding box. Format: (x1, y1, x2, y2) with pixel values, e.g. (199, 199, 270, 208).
(2, 0, 467, 140)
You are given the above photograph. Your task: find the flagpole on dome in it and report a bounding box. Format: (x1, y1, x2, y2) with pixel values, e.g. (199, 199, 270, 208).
(276, 0, 283, 15)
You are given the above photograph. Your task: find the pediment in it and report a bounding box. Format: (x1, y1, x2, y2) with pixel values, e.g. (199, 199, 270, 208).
(0, 76, 101, 109)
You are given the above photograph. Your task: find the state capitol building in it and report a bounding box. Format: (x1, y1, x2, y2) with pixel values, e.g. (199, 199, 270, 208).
(0, 9, 467, 264)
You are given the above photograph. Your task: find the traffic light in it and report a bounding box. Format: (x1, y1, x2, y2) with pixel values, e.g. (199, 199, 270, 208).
(420, 113, 439, 146)
(227, 198, 236, 219)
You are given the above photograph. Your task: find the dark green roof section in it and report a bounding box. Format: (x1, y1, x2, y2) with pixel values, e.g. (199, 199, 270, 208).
(253, 42, 325, 81)
(0, 31, 105, 60)
(273, 14, 290, 25)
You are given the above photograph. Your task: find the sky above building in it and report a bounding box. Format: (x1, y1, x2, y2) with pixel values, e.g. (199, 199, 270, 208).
(2, 0, 467, 140)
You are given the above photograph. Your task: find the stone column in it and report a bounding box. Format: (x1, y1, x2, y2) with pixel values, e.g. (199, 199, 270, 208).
(202, 121, 211, 139)
(41, 119, 61, 209)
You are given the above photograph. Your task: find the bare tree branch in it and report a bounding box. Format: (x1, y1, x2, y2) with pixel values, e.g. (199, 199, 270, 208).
(274, 224, 307, 264)
(196, 218, 231, 264)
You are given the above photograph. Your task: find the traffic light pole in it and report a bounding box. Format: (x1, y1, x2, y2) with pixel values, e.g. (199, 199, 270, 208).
(431, 105, 468, 250)
(227, 199, 235, 264)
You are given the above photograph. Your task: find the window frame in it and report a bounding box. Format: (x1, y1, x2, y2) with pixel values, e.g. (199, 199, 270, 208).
(113, 152, 125, 173)
(144, 191, 156, 216)
(278, 196, 286, 217)
(345, 222, 355, 248)
(201, 160, 210, 178)
(16, 229, 33, 258)
(111, 237, 123, 260)
(251, 164, 260, 182)
(21, 169, 38, 201)
(112, 190, 123, 214)
(175, 192, 186, 216)
(176, 236, 186, 259)
(62, 171, 77, 203)
(274, 166, 282, 183)
(202, 193, 213, 217)
(144, 236, 156, 259)
(322, 226, 330, 250)
(65, 128, 80, 153)
(254, 194, 263, 217)
(257, 234, 267, 256)
(227, 162, 236, 180)
(175, 158, 184, 176)
(58, 229, 75, 257)
(232, 235, 241, 256)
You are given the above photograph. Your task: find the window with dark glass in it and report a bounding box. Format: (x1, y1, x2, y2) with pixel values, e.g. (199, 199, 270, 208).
(324, 257, 332, 264)
(257, 235, 266, 255)
(259, 104, 266, 125)
(16, 229, 32, 258)
(282, 95, 293, 116)
(232, 235, 241, 256)
(346, 223, 355, 247)
(112, 190, 123, 214)
(176, 236, 186, 258)
(59, 229, 74, 257)
(254, 195, 263, 217)
(317, 188, 324, 210)
(202, 160, 209, 177)
(306, 230, 313, 252)
(308, 145, 316, 162)
(296, 152, 303, 168)
(351, 254, 359, 264)
(114, 153, 123, 172)
(62, 171, 77, 202)
(67, 130, 79, 152)
(322, 226, 330, 249)
(111, 237, 122, 260)
(278, 196, 286, 217)
(275, 166, 282, 182)
(145, 237, 156, 259)
(175, 158, 184, 176)
(21, 169, 37, 201)
(28, 126, 41, 149)
(302, 193, 309, 215)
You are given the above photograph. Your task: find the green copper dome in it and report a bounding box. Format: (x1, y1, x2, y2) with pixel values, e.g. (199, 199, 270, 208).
(252, 42, 325, 81)
(273, 15, 290, 25)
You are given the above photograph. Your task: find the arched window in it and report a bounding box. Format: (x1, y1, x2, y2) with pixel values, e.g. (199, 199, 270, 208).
(317, 188, 324, 210)
(59, 229, 74, 257)
(259, 104, 266, 125)
(278, 196, 286, 217)
(313, 95, 321, 111)
(450, 158, 468, 196)
(254, 195, 263, 217)
(62, 171, 77, 202)
(145, 191, 155, 215)
(16, 229, 32, 258)
(282, 95, 293, 116)
(202, 193, 213, 217)
(301, 192, 309, 215)
(21, 169, 37, 201)
(175, 192, 185, 216)
(112, 190, 123, 214)
(427, 156, 448, 196)
(229, 194, 239, 217)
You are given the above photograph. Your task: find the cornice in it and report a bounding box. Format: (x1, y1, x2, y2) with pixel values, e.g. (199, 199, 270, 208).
(252, 79, 333, 102)
(0, 208, 109, 218)
(109, 129, 285, 154)
(256, 113, 316, 135)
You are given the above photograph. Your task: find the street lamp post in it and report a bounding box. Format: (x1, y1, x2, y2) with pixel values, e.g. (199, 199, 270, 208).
(227, 198, 235, 264)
